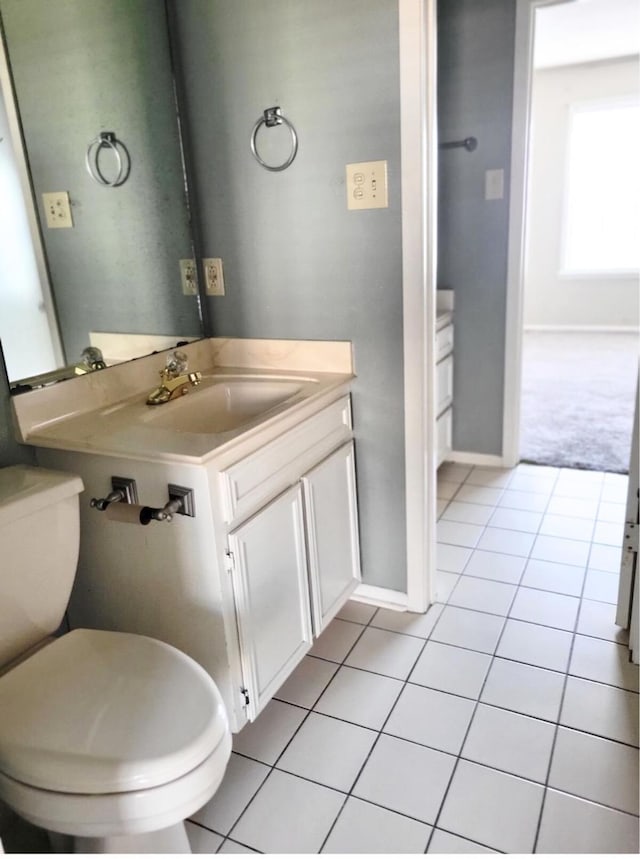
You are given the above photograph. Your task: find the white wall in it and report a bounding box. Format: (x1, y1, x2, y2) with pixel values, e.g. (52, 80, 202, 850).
(524, 57, 640, 329)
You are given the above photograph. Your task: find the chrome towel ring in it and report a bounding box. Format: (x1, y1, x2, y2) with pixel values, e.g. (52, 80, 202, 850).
(250, 106, 298, 172)
(85, 131, 131, 187)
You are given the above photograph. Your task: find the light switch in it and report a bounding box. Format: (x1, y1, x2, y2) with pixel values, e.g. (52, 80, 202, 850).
(346, 160, 388, 210)
(42, 191, 73, 228)
(485, 169, 504, 201)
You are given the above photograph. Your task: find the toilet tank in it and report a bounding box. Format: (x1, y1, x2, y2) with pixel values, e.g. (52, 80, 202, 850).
(0, 466, 84, 669)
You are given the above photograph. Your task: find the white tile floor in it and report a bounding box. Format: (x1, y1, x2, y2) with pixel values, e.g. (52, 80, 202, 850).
(187, 463, 639, 854)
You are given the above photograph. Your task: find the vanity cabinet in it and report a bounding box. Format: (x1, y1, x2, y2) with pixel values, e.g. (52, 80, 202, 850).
(227, 440, 360, 721)
(435, 318, 454, 465)
(34, 390, 360, 732)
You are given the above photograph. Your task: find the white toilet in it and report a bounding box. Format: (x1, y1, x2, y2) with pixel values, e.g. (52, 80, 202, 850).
(0, 465, 232, 853)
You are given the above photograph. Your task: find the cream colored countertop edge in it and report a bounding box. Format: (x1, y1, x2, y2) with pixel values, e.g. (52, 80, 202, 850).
(11, 339, 354, 464)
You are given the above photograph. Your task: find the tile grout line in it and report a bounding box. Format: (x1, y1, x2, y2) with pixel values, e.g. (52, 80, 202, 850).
(440, 470, 634, 690)
(530, 473, 608, 854)
(221, 618, 372, 852)
(441, 569, 620, 608)
(269, 665, 639, 749)
(191, 612, 375, 852)
(316, 610, 438, 854)
(444, 464, 565, 607)
(212, 464, 632, 854)
(430, 463, 596, 849)
(272, 658, 640, 746)
(318, 589, 495, 852)
(424, 495, 540, 854)
(220, 464, 636, 849)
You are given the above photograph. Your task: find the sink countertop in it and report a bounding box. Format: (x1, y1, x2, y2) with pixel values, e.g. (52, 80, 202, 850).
(12, 339, 354, 465)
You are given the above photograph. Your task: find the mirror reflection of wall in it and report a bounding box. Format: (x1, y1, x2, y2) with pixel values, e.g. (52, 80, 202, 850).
(0, 0, 203, 383)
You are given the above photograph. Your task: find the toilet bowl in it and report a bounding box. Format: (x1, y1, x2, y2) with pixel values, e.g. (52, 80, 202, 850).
(0, 466, 231, 852)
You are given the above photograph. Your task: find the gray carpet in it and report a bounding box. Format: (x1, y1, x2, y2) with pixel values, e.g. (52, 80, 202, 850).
(520, 331, 638, 474)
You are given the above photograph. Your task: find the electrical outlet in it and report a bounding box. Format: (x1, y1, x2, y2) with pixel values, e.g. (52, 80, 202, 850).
(346, 161, 388, 210)
(42, 191, 73, 228)
(179, 259, 197, 295)
(203, 258, 225, 296)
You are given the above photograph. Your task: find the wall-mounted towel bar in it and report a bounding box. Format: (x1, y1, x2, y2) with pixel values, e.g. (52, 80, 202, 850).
(439, 136, 478, 152)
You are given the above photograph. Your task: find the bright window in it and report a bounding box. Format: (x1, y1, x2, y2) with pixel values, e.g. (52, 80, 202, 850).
(561, 98, 640, 276)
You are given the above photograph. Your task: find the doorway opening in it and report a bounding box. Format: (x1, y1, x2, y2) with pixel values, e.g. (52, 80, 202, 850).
(515, 0, 639, 475)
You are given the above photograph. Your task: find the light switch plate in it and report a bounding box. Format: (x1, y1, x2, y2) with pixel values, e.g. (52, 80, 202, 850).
(485, 169, 505, 201)
(346, 160, 388, 210)
(42, 191, 73, 228)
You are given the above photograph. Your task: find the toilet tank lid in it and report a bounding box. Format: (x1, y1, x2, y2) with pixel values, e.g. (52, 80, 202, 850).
(0, 465, 83, 527)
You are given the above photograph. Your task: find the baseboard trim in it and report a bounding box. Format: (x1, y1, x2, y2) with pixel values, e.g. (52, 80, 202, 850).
(352, 584, 408, 612)
(448, 450, 506, 467)
(524, 324, 640, 333)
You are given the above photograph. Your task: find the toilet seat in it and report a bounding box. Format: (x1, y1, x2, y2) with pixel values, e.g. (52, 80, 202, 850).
(0, 628, 228, 794)
(0, 732, 232, 838)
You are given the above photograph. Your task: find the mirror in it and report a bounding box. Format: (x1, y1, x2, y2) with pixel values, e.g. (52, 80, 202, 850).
(0, 0, 203, 385)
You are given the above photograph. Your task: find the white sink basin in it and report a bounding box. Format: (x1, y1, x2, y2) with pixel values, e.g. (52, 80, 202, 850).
(141, 377, 312, 434)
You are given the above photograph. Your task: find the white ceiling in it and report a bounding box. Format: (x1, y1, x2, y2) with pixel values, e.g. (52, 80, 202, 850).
(534, 0, 640, 68)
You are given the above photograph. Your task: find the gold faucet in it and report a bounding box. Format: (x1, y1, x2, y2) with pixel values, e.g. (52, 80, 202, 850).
(146, 351, 202, 405)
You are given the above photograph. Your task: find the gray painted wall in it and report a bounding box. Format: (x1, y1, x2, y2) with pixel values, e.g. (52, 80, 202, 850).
(0, 0, 515, 583)
(524, 58, 640, 328)
(438, 0, 517, 456)
(171, 0, 407, 590)
(0, 0, 201, 374)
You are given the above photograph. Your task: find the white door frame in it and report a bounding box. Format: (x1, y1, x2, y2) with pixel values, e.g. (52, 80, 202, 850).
(400, 0, 437, 613)
(356, 0, 436, 614)
(502, 0, 577, 466)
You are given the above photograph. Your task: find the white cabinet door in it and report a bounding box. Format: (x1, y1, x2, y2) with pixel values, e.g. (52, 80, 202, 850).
(436, 354, 454, 417)
(228, 484, 313, 719)
(302, 442, 361, 635)
(616, 374, 639, 663)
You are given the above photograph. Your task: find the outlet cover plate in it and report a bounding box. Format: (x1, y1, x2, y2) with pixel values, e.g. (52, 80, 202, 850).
(203, 258, 225, 296)
(42, 191, 73, 228)
(346, 160, 388, 210)
(179, 259, 197, 295)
